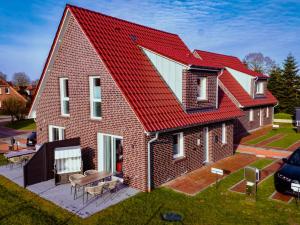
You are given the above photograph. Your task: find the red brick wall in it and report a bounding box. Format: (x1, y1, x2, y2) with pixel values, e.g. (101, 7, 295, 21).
(234, 106, 273, 140)
(35, 14, 148, 191)
(182, 70, 217, 111)
(150, 121, 234, 187)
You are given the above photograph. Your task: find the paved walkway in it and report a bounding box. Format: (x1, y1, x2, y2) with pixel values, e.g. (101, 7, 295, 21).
(236, 145, 292, 158)
(164, 153, 257, 195)
(239, 126, 272, 144)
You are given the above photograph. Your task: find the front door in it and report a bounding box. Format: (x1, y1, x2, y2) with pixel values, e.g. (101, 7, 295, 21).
(203, 127, 209, 163)
(97, 133, 123, 176)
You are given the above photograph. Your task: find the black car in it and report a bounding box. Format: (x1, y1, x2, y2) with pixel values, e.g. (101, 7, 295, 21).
(274, 148, 300, 195)
(26, 132, 37, 146)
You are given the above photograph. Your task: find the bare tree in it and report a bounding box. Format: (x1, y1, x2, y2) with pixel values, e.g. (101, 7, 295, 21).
(12, 72, 30, 86)
(243, 53, 276, 75)
(0, 71, 7, 81)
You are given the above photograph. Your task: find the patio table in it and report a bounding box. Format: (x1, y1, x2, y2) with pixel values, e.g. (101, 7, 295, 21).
(73, 171, 112, 203)
(4, 149, 36, 159)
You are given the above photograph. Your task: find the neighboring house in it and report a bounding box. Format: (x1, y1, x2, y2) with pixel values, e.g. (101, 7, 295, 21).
(0, 78, 27, 110)
(28, 5, 244, 192)
(194, 50, 277, 140)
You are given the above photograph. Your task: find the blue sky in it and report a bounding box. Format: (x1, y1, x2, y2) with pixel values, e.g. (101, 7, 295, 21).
(0, 0, 299, 80)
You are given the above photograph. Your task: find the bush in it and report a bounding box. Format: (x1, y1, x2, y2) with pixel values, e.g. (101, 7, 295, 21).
(2, 97, 27, 122)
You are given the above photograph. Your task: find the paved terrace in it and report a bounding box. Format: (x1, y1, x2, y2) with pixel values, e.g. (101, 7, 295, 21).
(0, 165, 139, 218)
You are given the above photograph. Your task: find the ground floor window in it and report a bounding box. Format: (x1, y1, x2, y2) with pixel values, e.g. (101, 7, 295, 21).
(249, 109, 254, 121)
(222, 123, 227, 144)
(266, 107, 269, 118)
(172, 132, 184, 159)
(49, 125, 65, 142)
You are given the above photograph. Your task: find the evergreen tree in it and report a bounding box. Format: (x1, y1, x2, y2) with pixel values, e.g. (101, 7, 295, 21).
(280, 54, 299, 114)
(267, 66, 282, 113)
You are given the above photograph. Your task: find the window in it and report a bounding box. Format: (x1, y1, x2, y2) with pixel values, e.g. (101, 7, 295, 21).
(89, 76, 102, 119)
(0, 88, 2, 94)
(49, 125, 65, 142)
(173, 132, 184, 159)
(266, 107, 269, 118)
(197, 77, 207, 100)
(256, 81, 264, 94)
(222, 123, 227, 144)
(59, 78, 69, 116)
(249, 109, 254, 121)
(5, 87, 10, 94)
(0, 101, 2, 108)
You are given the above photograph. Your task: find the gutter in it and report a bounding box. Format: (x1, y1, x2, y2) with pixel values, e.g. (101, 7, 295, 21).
(147, 132, 159, 192)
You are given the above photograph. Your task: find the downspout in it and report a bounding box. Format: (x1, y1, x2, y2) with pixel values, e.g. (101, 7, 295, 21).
(147, 132, 159, 192)
(216, 68, 224, 109)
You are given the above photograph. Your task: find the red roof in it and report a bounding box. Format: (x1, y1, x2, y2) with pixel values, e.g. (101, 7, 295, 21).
(194, 50, 268, 78)
(220, 70, 277, 107)
(32, 5, 244, 132)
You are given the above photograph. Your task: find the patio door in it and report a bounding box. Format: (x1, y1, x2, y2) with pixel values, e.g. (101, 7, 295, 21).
(97, 133, 123, 175)
(203, 127, 209, 163)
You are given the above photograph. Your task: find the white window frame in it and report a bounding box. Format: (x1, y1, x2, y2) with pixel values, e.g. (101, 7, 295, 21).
(249, 109, 254, 122)
(5, 87, 10, 94)
(172, 132, 184, 159)
(0, 101, 2, 108)
(222, 123, 227, 144)
(0, 88, 2, 95)
(197, 77, 207, 101)
(256, 81, 264, 94)
(89, 76, 102, 120)
(266, 107, 269, 118)
(49, 125, 65, 142)
(59, 78, 69, 116)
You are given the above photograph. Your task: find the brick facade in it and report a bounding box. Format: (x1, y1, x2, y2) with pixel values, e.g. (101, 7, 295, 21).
(182, 70, 217, 112)
(234, 106, 273, 140)
(151, 121, 233, 187)
(35, 14, 148, 191)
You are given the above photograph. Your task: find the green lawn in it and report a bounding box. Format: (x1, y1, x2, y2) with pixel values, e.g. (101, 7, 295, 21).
(1, 158, 300, 225)
(5, 119, 36, 131)
(274, 113, 293, 120)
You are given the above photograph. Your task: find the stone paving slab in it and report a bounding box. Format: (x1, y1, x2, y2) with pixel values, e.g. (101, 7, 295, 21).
(0, 165, 139, 218)
(164, 153, 257, 196)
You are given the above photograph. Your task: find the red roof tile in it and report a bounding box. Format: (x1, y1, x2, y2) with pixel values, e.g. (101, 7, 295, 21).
(220, 70, 277, 107)
(194, 50, 268, 78)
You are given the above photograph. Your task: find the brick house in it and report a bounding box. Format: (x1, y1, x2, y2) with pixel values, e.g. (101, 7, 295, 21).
(0, 78, 27, 110)
(194, 50, 277, 141)
(28, 5, 245, 191)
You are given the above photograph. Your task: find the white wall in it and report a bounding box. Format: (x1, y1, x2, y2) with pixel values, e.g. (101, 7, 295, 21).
(226, 67, 253, 95)
(142, 48, 187, 102)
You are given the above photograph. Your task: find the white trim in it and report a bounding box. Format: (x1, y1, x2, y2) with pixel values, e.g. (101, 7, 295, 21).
(49, 125, 65, 142)
(204, 127, 209, 163)
(259, 108, 263, 126)
(197, 77, 207, 101)
(256, 81, 264, 94)
(249, 109, 254, 122)
(266, 107, 269, 118)
(222, 123, 227, 144)
(0, 88, 2, 95)
(172, 132, 184, 159)
(5, 87, 10, 94)
(89, 76, 102, 120)
(59, 77, 70, 116)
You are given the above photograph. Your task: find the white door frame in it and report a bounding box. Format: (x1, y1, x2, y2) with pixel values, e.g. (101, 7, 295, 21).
(259, 108, 263, 126)
(204, 127, 209, 163)
(97, 133, 123, 173)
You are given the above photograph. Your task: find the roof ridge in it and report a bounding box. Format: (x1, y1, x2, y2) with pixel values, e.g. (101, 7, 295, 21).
(195, 49, 240, 60)
(66, 4, 179, 37)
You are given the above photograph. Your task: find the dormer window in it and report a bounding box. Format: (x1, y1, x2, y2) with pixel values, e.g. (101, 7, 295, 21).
(256, 81, 264, 94)
(197, 77, 207, 101)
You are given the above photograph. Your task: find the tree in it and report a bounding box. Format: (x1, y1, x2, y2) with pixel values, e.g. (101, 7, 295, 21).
(0, 71, 7, 81)
(279, 54, 300, 114)
(2, 97, 27, 122)
(12, 72, 30, 86)
(243, 53, 276, 75)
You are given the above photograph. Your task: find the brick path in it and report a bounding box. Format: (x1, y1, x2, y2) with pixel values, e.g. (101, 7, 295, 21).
(164, 153, 257, 195)
(254, 134, 286, 147)
(236, 145, 291, 158)
(287, 140, 300, 151)
(270, 191, 293, 203)
(239, 126, 272, 144)
(230, 160, 281, 193)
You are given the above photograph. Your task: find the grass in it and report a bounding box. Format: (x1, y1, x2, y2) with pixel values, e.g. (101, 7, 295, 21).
(274, 113, 293, 120)
(2, 158, 300, 225)
(5, 119, 36, 131)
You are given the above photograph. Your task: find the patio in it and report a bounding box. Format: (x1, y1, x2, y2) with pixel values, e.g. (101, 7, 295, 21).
(0, 165, 139, 218)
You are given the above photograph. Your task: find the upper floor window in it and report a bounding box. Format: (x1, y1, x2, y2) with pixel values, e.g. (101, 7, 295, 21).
(222, 123, 227, 144)
(197, 77, 207, 101)
(5, 87, 10, 94)
(59, 78, 69, 116)
(249, 109, 254, 121)
(256, 81, 264, 94)
(173, 132, 184, 159)
(89, 76, 102, 119)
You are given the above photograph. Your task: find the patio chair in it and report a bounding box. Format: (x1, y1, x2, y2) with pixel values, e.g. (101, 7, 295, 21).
(105, 177, 120, 193)
(69, 174, 85, 199)
(84, 182, 107, 203)
(84, 169, 98, 176)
